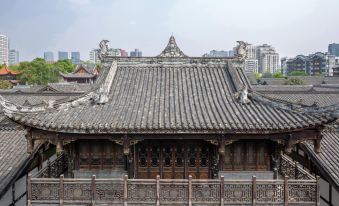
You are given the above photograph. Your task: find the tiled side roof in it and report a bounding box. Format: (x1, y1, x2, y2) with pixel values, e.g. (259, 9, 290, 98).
(252, 85, 339, 107)
(7, 60, 332, 134)
(259, 76, 327, 86)
(324, 77, 339, 84)
(0, 129, 29, 196)
(60, 73, 96, 78)
(0, 94, 79, 106)
(303, 131, 339, 191)
(262, 93, 339, 107)
(253, 85, 313, 92)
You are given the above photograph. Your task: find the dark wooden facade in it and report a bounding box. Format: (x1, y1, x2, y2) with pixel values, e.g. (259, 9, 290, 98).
(61, 138, 279, 179)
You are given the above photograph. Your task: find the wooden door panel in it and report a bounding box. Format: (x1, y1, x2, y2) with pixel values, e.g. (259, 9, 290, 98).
(223, 141, 270, 171)
(136, 140, 213, 179)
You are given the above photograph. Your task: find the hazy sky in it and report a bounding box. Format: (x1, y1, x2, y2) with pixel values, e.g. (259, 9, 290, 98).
(1, 0, 338, 61)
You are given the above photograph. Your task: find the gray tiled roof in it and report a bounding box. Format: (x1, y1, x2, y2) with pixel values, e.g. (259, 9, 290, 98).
(253, 85, 313, 92)
(60, 73, 96, 78)
(252, 85, 339, 107)
(259, 76, 327, 86)
(6, 58, 333, 134)
(262, 93, 339, 107)
(0, 129, 29, 196)
(0, 83, 93, 94)
(0, 94, 76, 106)
(303, 131, 339, 191)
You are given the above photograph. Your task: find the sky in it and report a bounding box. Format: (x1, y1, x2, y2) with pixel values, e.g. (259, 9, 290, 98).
(1, 0, 339, 61)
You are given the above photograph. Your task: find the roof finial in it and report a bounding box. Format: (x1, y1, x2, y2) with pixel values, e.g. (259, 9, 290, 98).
(158, 36, 188, 57)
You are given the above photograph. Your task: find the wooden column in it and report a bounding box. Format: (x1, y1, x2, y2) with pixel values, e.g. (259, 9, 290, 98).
(27, 174, 32, 206)
(123, 175, 128, 206)
(59, 175, 64, 206)
(252, 176, 256, 206)
(316, 176, 320, 206)
(188, 175, 192, 206)
(156, 175, 160, 206)
(91, 175, 96, 205)
(220, 176, 224, 206)
(219, 139, 225, 171)
(284, 176, 289, 206)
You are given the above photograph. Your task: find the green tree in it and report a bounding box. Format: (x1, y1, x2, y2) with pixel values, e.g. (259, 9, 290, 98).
(253, 72, 261, 80)
(14, 58, 77, 85)
(272, 72, 284, 78)
(284, 77, 307, 85)
(288, 70, 307, 76)
(0, 80, 12, 89)
(53, 59, 75, 73)
(16, 58, 55, 85)
(261, 72, 273, 78)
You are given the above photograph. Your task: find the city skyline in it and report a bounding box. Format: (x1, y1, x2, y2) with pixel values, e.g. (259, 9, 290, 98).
(1, 0, 339, 61)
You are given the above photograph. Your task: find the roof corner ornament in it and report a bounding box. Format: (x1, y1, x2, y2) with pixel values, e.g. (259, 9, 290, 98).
(235, 41, 249, 61)
(97, 85, 109, 104)
(98, 40, 109, 61)
(238, 86, 250, 104)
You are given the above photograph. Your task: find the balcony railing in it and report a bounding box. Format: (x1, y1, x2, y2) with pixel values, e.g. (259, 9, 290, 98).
(34, 153, 68, 178)
(279, 153, 315, 180)
(28, 153, 318, 205)
(28, 174, 319, 205)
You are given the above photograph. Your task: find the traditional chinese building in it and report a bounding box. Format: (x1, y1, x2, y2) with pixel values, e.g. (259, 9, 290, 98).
(0, 36, 337, 205)
(60, 64, 98, 84)
(0, 64, 20, 85)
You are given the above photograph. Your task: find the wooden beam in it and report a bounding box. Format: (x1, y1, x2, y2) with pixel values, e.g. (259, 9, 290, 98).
(314, 135, 322, 154)
(25, 129, 34, 154)
(56, 139, 64, 156)
(285, 134, 294, 154)
(123, 135, 130, 155)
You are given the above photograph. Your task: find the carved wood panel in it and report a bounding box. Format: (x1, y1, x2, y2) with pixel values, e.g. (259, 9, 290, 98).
(136, 140, 214, 179)
(76, 140, 124, 171)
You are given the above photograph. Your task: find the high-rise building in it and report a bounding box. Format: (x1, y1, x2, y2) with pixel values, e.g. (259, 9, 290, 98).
(257, 44, 280, 73)
(0, 34, 9, 65)
(246, 45, 257, 59)
(280, 57, 288, 75)
(119, 49, 128, 57)
(58, 51, 68, 60)
(8, 49, 19, 65)
(328, 43, 339, 57)
(130, 49, 142, 57)
(203, 50, 229, 57)
(89, 49, 100, 64)
(44, 51, 54, 63)
(108, 48, 121, 57)
(71, 52, 81, 65)
(244, 59, 258, 73)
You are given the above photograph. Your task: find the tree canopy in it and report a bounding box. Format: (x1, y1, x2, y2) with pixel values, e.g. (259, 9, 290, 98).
(261, 72, 273, 78)
(288, 70, 307, 76)
(284, 77, 307, 85)
(0, 80, 13, 89)
(272, 72, 284, 78)
(14, 58, 75, 85)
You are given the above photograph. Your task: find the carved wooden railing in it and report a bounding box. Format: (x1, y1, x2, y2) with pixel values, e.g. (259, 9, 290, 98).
(27, 175, 319, 205)
(279, 154, 315, 180)
(34, 153, 68, 178)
